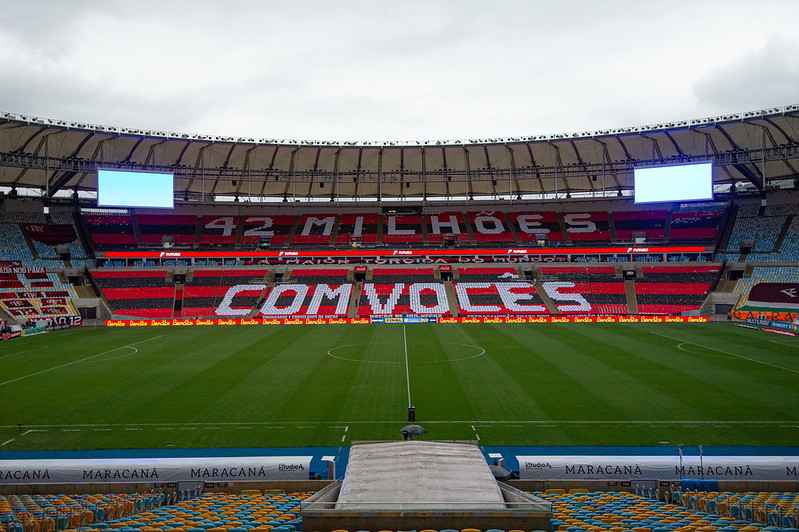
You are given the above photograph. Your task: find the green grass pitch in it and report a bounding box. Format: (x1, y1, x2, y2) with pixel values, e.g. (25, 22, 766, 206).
(1, 323, 798, 451)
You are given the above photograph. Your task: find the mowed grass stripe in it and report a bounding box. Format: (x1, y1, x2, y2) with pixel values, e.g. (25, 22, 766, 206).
(1, 323, 798, 450)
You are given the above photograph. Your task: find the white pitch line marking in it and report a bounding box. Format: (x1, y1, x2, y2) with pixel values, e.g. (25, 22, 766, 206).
(0, 438, 15, 448)
(402, 324, 412, 409)
(62, 429, 80, 432)
(344, 424, 349, 433)
(649, 330, 799, 376)
(0, 336, 164, 387)
(1, 419, 796, 430)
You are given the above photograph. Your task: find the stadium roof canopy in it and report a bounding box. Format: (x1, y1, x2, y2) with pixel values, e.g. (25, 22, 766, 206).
(0, 105, 797, 203)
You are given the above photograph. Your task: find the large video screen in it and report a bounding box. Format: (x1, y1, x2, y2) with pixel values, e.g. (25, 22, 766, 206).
(634, 162, 713, 203)
(97, 169, 174, 208)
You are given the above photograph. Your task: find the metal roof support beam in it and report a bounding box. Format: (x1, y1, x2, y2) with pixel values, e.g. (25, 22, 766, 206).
(663, 131, 687, 158)
(503, 145, 522, 199)
(690, 127, 737, 186)
(121, 136, 145, 163)
(307, 147, 322, 199)
(330, 148, 341, 202)
(750, 121, 799, 180)
(377, 148, 383, 202)
(483, 146, 497, 198)
(13, 126, 51, 153)
(548, 142, 571, 198)
(44, 131, 97, 196)
(590, 139, 622, 194)
(569, 140, 594, 192)
(463, 147, 474, 200)
(420, 147, 428, 201)
(353, 148, 363, 199)
(282, 147, 299, 201)
(524, 143, 545, 194)
(235, 145, 259, 200)
(441, 147, 450, 199)
(715, 124, 763, 191)
(259, 145, 281, 198)
(613, 135, 633, 161)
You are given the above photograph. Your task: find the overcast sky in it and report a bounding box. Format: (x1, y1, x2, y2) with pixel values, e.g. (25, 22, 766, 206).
(1, 0, 797, 141)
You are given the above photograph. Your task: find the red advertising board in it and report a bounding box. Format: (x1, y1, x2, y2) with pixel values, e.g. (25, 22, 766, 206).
(100, 245, 707, 260)
(105, 315, 708, 327)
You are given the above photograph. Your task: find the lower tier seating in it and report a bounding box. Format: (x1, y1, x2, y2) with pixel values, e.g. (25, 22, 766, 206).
(671, 491, 797, 529)
(92, 270, 174, 318)
(455, 267, 546, 315)
(0, 492, 168, 532)
(539, 266, 627, 314)
(536, 490, 789, 532)
(97, 491, 310, 532)
(636, 265, 720, 314)
(182, 269, 268, 317)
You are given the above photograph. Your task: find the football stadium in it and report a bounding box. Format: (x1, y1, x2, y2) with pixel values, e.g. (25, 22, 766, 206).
(1, 3, 799, 531)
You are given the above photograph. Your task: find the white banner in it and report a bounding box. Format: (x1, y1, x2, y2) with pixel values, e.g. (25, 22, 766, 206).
(0, 456, 312, 484)
(517, 455, 799, 481)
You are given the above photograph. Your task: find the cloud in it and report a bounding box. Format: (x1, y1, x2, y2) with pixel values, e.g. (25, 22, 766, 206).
(0, 0, 797, 141)
(693, 36, 799, 113)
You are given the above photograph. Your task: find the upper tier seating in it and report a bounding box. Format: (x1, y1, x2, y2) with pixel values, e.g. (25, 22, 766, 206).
(358, 268, 449, 316)
(671, 209, 724, 241)
(425, 212, 468, 243)
(92, 270, 174, 318)
(636, 265, 720, 314)
(536, 490, 779, 532)
(539, 266, 627, 314)
(293, 214, 337, 245)
(78, 206, 729, 255)
(466, 211, 515, 242)
(614, 210, 668, 241)
(455, 266, 546, 315)
(725, 213, 785, 255)
(383, 215, 423, 244)
(182, 269, 268, 317)
(83, 214, 136, 251)
(98, 491, 310, 532)
(0, 492, 167, 532)
(335, 214, 379, 244)
(137, 214, 197, 247)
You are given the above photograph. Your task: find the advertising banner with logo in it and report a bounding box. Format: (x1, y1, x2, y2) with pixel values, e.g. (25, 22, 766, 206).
(0, 456, 312, 485)
(517, 455, 799, 481)
(101, 245, 707, 261)
(105, 315, 708, 328)
(745, 283, 799, 311)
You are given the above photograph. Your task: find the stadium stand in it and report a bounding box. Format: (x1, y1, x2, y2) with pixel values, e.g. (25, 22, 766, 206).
(137, 214, 197, 247)
(564, 212, 610, 242)
(97, 491, 309, 532)
(636, 265, 720, 314)
(263, 268, 351, 316)
(82, 214, 136, 251)
(672, 491, 798, 529)
(92, 270, 175, 318)
(734, 266, 799, 309)
(671, 209, 724, 242)
(537, 490, 786, 532)
(614, 209, 668, 241)
(359, 268, 449, 316)
(466, 211, 515, 243)
(510, 211, 564, 242)
(455, 266, 547, 315)
(0, 492, 169, 532)
(425, 212, 468, 243)
(724, 212, 786, 257)
(383, 214, 423, 244)
(538, 266, 627, 314)
(182, 269, 268, 317)
(335, 214, 379, 244)
(293, 214, 337, 245)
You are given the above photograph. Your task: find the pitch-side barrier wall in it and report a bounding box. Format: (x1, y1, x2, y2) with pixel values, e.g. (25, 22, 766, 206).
(103, 315, 710, 327)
